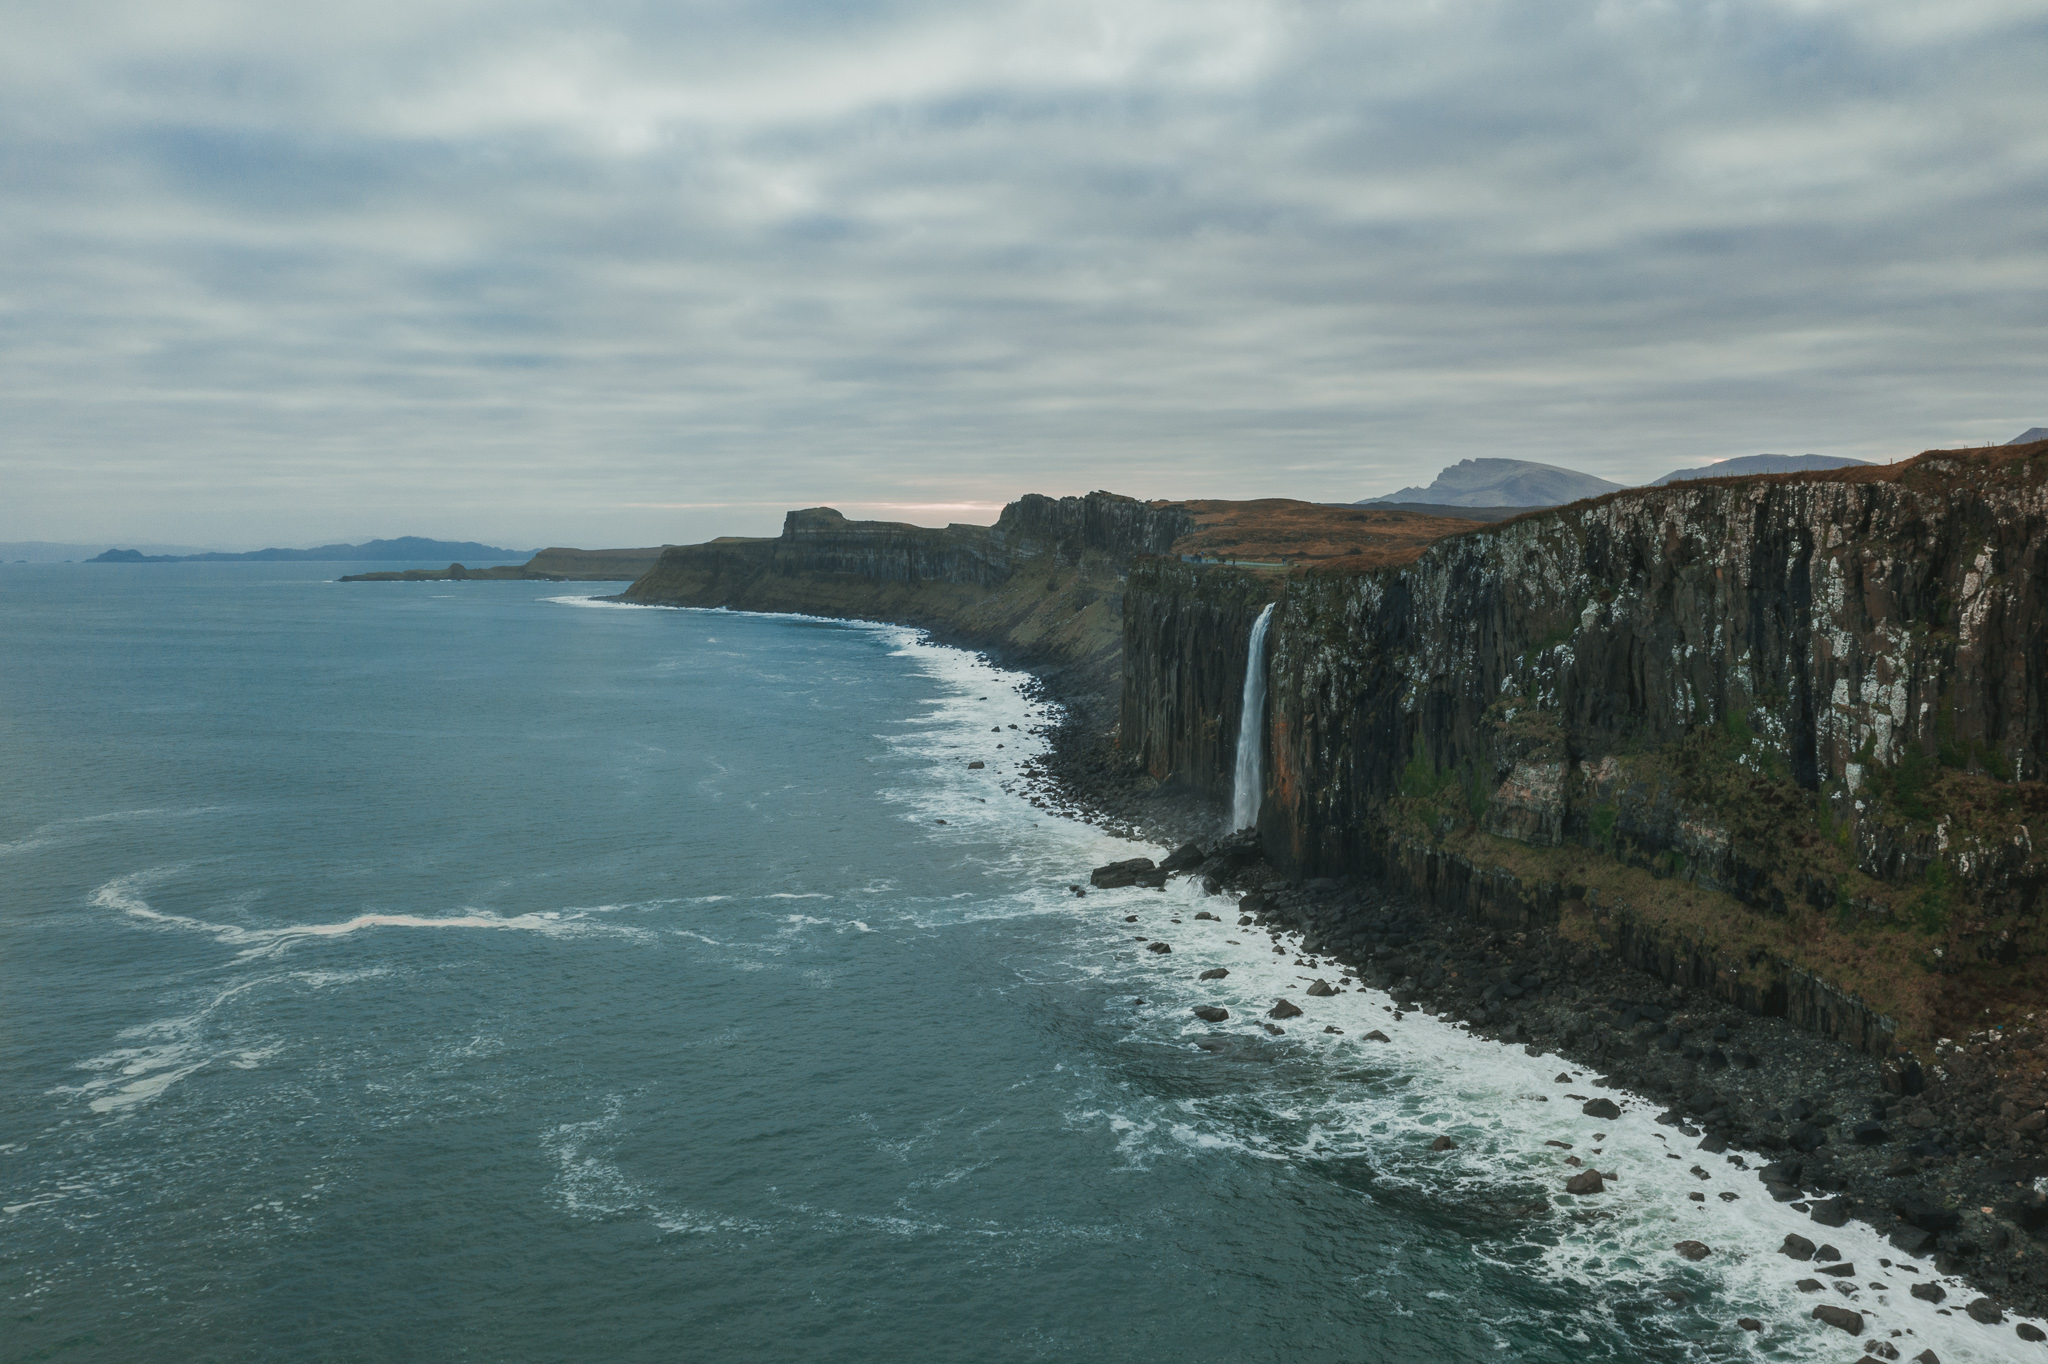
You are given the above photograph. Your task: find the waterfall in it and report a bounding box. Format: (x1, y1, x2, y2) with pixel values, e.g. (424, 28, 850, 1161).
(1230, 603, 1277, 830)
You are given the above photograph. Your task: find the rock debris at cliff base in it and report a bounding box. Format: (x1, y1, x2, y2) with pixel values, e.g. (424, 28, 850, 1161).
(1074, 824, 2048, 1328)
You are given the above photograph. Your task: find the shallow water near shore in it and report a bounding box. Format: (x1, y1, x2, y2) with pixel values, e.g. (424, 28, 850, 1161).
(0, 564, 2028, 1361)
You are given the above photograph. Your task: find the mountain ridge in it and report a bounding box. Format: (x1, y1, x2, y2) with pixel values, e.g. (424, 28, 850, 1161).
(91, 536, 534, 563)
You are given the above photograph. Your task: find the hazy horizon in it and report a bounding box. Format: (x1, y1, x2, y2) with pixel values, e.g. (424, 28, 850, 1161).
(4, 1, 2043, 550)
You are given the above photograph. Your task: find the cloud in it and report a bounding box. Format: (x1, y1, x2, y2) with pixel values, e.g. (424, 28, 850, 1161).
(2, 0, 2043, 546)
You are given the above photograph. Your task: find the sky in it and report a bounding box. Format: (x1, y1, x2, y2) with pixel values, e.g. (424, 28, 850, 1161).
(3, 0, 2045, 550)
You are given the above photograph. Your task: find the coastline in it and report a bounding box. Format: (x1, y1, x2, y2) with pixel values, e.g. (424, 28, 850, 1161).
(1004, 644, 2048, 1340)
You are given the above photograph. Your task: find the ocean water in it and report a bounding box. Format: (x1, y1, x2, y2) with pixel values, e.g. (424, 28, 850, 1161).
(0, 564, 2026, 1362)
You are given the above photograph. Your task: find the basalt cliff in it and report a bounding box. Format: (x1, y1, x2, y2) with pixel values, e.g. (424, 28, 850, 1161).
(1128, 442, 2048, 1062)
(620, 493, 1196, 714)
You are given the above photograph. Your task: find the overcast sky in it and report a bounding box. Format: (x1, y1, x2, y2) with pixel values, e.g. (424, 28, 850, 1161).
(4, 0, 2044, 549)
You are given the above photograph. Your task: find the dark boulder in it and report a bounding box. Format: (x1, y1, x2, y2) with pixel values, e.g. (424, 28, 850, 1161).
(1736, 1318, 1762, 1331)
(1306, 979, 1338, 997)
(1146, 941, 1172, 954)
(1888, 1226, 1934, 1255)
(1673, 1240, 1711, 1261)
(1199, 967, 1229, 980)
(1910, 1281, 1945, 1303)
(1965, 1298, 2003, 1325)
(1759, 1158, 1802, 1187)
(2018, 1323, 2046, 1342)
(1091, 857, 1160, 889)
(1810, 1198, 1851, 1228)
(1159, 841, 1205, 873)
(1430, 1135, 1458, 1152)
(1582, 1098, 1622, 1121)
(1192, 1005, 1230, 1022)
(1362, 1030, 1391, 1042)
(1851, 1120, 1889, 1145)
(1811, 1305, 1863, 1334)
(1268, 999, 1303, 1020)
(1818, 1263, 1855, 1277)
(1781, 1233, 1816, 1261)
(1565, 1171, 1604, 1194)
(1892, 1194, 1960, 1232)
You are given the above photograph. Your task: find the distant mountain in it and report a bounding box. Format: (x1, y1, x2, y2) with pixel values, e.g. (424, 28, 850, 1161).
(2010, 428, 2048, 445)
(90, 537, 535, 564)
(1650, 453, 1869, 486)
(1357, 458, 1625, 509)
(2, 541, 213, 563)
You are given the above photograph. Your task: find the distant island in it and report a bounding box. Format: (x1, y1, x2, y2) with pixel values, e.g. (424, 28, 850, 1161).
(337, 545, 685, 582)
(90, 537, 535, 564)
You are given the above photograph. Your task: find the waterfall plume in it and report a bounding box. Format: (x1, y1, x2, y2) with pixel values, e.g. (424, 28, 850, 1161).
(1230, 603, 1276, 830)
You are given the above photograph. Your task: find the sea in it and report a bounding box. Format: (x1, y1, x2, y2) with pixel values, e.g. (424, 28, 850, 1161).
(0, 563, 2021, 1362)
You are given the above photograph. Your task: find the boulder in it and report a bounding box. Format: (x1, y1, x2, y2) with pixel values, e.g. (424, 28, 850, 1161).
(1564, 1170, 1605, 1195)
(1911, 1351, 1940, 1364)
(1889, 1226, 1934, 1255)
(967, 760, 985, 769)
(1362, 1030, 1392, 1042)
(1909, 1282, 1944, 1303)
(1306, 979, 1338, 997)
(1192, 1005, 1230, 1023)
(1811, 1198, 1851, 1227)
(1893, 1193, 1961, 1232)
(1091, 857, 1158, 889)
(1158, 841, 1205, 873)
(1965, 1298, 2003, 1325)
(1851, 1120, 1889, 1144)
(1674, 1240, 1711, 1262)
(1430, 1135, 1458, 1152)
(1811, 1305, 1864, 1334)
(1818, 1263, 1856, 1277)
(1146, 941, 1172, 954)
(1268, 999, 1303, 1019)
(1796, 1279, 1824, 1292)
(1759, 1158, 1803, 1186)
(2017, 1323, 2046, 1342)
(1582, 1098, 1622, 1121)
(1199, 967, 1229, 980)
(1736, 1318, 1762, 1332)
(1781, 1233, 1816, 1261)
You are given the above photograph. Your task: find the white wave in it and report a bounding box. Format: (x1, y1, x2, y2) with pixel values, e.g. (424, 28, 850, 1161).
(93, 870, 653, 961)
(0, 805, 226, 858)
(543, 1097, 772, 1236)
(540, 595, 662, 609)
(1072, 874, 2042, 1360)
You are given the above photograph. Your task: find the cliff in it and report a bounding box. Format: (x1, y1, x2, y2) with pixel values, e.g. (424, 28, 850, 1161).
(341, 546, 673, 583)
(1124, 439, 2048, 1055)
(619, 493, 1194, 707)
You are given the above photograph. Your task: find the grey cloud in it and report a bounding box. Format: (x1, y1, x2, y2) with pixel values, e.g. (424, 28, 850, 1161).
(2, 0, 2043, 547)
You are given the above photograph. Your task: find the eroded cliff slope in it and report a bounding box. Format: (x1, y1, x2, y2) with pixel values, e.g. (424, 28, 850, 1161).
(620, 492, 1194, 706)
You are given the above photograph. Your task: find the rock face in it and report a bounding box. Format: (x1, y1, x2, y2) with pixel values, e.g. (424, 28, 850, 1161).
(1119, 563, 1281, 799)
(624, 491, 1195, 707)
(1119, 442, 2048, 1052)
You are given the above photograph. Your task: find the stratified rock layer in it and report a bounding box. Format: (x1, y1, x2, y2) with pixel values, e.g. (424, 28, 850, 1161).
(1124, 441, 2048, 1053)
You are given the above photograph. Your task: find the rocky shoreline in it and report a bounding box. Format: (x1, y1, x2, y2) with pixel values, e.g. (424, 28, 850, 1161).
(987, 660, 2048, 1348)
